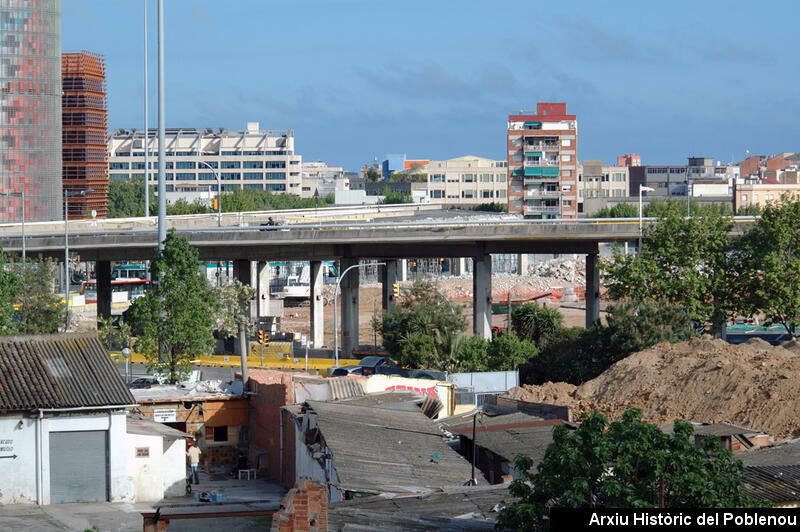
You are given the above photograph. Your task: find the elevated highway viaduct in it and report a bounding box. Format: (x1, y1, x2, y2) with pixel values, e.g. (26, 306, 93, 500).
(0, 210, 754, 358)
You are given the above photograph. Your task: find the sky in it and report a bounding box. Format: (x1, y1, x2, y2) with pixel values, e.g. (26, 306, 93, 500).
(64, 1, 799, 171)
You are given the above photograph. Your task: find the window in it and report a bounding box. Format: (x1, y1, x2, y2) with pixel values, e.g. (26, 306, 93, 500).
(602, 174, 609, 182)
(461, 189, 476, 199)
(243, 161, 263, 169)
(742, 194, 748, 202)
(221, 172, 241, 180)
(267, 183, 287, 191)
(462, 174, 476, 183)
(561, 139, 571, 147)
(222, 184, 237, 191)
(110, 173, 129, 180)
(481, 190, 493, 198)
(200, 161, 219, 168)
(245, 184, 263, 189)
(109, 162, 129, 170)
(512, 153, 523, 163)
(131, 162, 146, 169)
(266, 161, 286, 169)
(479, 174, 493, 182)
(430, 190, 444, 199)
(176, 173, 196, 181)
(221, 151, 240, 155)
(243, 172, 262, 180)
(221, 161, 241, 169)
(613, 172, 626, 182)
(562, 184, 572, 192)
(496, 189, 507, 198)
(561, 154, 571, 162)
(563, 169, 572, 177)
(496, 174, 507, 183)
(430, 174, 445, 183)
(265, 172, 285, 180)
(166, 173, 174, 180)
(198, 172, 214, 180)
(176, 161, 196, 169)
(754, 194, 758, 202)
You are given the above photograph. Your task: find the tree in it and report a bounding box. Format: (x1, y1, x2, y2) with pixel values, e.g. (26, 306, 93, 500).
(378, 186, 413, 205)
(365, 167, 381, 182)
(497, 409, 762, 530)
(0, 247, 20, 334)
(521, 299, 695, 385)
(167, 198, 211, 215)
(473, 202, 507, 213)
(97, 315, 132, 351)
(591, 202, 638, 218)
(377, 280, 467, 370)
(736, 197, 800, 336)
(108, 176, 154, 218)
(211, 278, 255, 339)
(603, 199, 734, 332)
(511, 303, 563, 348)
(486, 331, 538, 371)
(17, 257, 65, 334)
(127, 230, 219, 383)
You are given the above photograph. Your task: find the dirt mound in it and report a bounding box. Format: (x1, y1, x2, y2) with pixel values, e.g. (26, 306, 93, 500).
(506, 338, 800, 439)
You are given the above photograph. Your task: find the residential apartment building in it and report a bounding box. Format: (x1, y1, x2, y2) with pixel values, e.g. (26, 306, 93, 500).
(617, 154, 641, 167)
(423, 156, 508, 206)
(507, 103, 578, 218)
(0, 0, 63, 222)
(300, 162, 348, 199)
(62, 51, 108, 219)
(108, 122, 302, 196)
(629, 157, 735, 198)
(578, 161, 629, 214)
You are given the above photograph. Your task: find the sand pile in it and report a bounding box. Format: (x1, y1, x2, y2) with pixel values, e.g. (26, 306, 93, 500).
(504, 337, 800, 439)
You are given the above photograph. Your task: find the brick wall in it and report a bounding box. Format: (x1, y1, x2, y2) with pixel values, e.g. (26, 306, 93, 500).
(271, 478, 328, 532)
(248, 369, 312, 484)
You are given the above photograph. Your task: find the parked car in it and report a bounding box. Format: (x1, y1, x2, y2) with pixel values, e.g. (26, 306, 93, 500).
(328, 366, 364, 377)
(128, 376, 159, 389)
(410, 369, 447, 381)
(357, 356, 400, 376)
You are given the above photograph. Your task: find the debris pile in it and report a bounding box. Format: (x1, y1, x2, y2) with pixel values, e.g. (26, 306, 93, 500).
(505, 337, 800, 439)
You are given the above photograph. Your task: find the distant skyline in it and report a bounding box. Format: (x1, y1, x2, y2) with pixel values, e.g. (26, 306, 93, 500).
(64, 1, 798, 170)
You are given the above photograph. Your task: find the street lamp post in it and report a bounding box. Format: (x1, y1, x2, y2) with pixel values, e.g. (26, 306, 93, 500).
(198, 161, 222, 226)
(333, 261, 385, 366)
(64, 189, 94, 331)
(639, 185, 655, 251)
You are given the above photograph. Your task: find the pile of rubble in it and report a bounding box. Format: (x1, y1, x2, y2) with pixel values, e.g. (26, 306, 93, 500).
(527, 258, 586, 284)
(505, 337, 800, 439)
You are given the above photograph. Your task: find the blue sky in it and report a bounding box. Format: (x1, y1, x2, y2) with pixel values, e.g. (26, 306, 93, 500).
(64, 1, 798, 170)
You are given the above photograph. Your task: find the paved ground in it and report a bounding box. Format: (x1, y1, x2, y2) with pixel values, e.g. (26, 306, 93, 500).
(0, 472, 285, 531)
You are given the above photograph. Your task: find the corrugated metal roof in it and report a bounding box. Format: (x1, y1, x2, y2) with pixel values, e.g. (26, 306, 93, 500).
(302, 400, 474, 494)
(327, 486, 512, 530)
(0, 333, 135, 411)
(743, 465, 800, 504)
(126, 415, 189, 439)
(741, 439, 800, 467)
(328, 378, 365, 401)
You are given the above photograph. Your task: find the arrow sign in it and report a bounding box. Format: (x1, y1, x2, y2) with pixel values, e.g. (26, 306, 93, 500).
(0, 455, 17, 460)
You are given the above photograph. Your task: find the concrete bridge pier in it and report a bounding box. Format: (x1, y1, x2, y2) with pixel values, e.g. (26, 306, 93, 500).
(310, 260, 324, 348)
(585, 252, 600, 328)
(340, 257, 360, 358)
(96, 260, 112, 324)
(381, 259, 400, 314)
(473, 252, 492, 340)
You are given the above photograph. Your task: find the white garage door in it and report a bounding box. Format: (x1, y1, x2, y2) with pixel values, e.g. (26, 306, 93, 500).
(49, 431, 109, 503)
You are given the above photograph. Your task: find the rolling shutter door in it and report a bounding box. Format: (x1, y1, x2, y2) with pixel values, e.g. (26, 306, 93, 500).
(49, 431, 108, 503)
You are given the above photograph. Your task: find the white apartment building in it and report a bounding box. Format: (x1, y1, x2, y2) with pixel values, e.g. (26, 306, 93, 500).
(301, 162, 348, 199)
(578, 161, 629, 211)
(423, 156, 508, 206)
(108, 122, 302, 196)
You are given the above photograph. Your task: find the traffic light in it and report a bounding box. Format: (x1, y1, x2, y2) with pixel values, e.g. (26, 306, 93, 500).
(392, 282, 399, 299)
(264, 333, 270, 347)
(257, 330, 266, 346)
(211, 198, 218, 210)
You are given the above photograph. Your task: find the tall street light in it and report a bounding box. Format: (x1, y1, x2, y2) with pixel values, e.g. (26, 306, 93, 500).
(333, 261, 385, 366)
(143, 0, 149, 219)
(639, 185, 655, 251)
(198, 160, 222, 226)
(64, 189, 94, 331)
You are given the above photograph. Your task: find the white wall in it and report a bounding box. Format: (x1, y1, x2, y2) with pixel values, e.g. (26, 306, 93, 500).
(0, 416, 38, 503)
(0, 411, 133, 505)
(124, 432, 186, 501)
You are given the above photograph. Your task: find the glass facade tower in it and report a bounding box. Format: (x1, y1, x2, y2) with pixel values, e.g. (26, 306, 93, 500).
(0, 0, 63, 222)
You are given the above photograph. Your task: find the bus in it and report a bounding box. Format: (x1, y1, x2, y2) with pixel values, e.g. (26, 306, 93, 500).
(81, 279, 151, 303)
(112, 264, 148, 280)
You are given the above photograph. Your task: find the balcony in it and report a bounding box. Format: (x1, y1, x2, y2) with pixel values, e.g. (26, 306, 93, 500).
(527, 189, 560, 198)
(524, 205, 560, 215)
(525, 142, 560, 151)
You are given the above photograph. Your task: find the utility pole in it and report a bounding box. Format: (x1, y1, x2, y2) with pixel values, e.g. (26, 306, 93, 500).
(156, 0, 166, 249)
